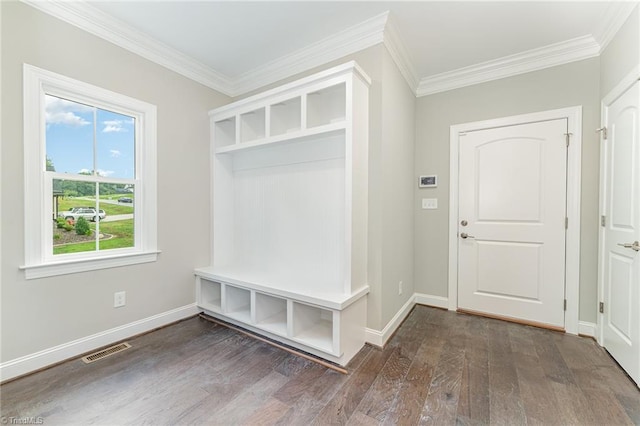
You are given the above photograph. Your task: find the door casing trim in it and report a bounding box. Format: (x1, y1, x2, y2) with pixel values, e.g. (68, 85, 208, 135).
(448, 106, 583, 334)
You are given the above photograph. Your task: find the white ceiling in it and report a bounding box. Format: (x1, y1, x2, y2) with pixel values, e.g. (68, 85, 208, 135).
(30, 1, 637, 96)
(89, 1, 608, 77)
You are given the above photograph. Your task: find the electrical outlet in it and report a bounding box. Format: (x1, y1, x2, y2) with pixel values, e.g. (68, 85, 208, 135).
(398, 281, 403, 295)
(114, 291, 126, 308)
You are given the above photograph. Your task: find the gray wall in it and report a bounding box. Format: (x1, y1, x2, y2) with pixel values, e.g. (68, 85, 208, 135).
(379, 48, 416, 327)
(1, 2, 229, 362)
(600, 5, 639, 97)
(414, 58, 601, 322)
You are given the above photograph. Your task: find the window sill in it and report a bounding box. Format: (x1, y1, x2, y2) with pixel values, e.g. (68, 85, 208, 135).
(20, 251, 161, 280)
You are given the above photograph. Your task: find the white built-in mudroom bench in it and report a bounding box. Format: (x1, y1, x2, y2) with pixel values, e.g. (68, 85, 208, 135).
(195, 61, 371, 366)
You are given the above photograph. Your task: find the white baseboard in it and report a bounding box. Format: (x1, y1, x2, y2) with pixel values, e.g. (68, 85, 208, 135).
(578, 320, 597, 338)
(414, 293, 449, 309)
(365, 294, 415, 347)
(365, 292, 450, 347)
(0, 303, 199, 382)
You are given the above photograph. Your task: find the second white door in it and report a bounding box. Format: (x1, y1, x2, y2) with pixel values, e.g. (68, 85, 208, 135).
(458, 119, 568, 328)
(600, 79, 639, 386)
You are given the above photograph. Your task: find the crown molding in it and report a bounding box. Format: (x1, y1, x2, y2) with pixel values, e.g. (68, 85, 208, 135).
(22, 1, 627, 100)
(230, 12, 388, 96)
(22, 0, 235, 96)
(382, 13, 419, 92)
(416, 35, 600, 97)
(593, 1, 638, 52)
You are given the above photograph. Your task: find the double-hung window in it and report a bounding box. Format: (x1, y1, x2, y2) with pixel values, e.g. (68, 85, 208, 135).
(22, 65, 158, 279)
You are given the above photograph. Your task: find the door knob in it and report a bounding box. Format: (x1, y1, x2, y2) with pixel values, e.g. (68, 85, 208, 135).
(617, 241, 640, 252)
(460, 232, 475, 239)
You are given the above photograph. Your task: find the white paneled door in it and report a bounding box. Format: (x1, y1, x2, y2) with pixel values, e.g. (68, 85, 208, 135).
(458, 119, 568, 328)
(600, 80, 639, 386)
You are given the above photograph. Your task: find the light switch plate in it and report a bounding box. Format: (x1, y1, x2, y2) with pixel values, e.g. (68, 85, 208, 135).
(422, 198, 438, 209)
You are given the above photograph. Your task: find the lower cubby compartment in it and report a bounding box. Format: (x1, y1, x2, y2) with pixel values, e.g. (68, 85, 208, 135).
(254, 292, 287, 336)
(198, 278, 222, 312)
(225, 286, 251, 323)
(291, 302, 334, 354)
(194, 268, 368, 366)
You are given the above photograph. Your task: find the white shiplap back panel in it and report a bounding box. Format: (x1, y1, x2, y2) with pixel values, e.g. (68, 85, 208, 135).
(233, 153, 345, 295)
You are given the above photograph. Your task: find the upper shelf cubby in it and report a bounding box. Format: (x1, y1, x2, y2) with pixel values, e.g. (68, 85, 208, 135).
(209, 61, 371, 155)
(240, 107, 266, 143)
(213, 117, 236, 149)
(306, 83, 346, 128)
(270, 96, 302, 137)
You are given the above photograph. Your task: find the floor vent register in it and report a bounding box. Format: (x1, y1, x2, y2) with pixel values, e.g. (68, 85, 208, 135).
(81, 342, 131, 364)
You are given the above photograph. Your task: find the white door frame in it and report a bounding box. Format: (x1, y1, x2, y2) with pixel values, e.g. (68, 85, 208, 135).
(598, 65, 640, 344)
(448, 106, 583, 334)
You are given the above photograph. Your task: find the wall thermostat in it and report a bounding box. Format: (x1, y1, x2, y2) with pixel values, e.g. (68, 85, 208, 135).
(419, 175, 437, 188)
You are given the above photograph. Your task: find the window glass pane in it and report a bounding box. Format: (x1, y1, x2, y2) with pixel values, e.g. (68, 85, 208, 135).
(98, 183, 135, 251)
(52, 180, 136, 255)
(96, 109, 135, 179)
(53, 179, 98, 255)
(45, 95, 95, 175)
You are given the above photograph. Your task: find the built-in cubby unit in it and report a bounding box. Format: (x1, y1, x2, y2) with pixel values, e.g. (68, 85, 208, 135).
(196, 61, 371, 366)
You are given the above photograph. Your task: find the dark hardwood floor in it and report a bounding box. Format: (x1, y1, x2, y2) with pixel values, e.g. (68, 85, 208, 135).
(2, 305, 639, 425)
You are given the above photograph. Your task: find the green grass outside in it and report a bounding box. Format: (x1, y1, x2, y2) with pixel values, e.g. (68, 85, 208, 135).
(58, 197, 134, 216)
(53, 219, 134, 255)
(99, 194, 134, 201)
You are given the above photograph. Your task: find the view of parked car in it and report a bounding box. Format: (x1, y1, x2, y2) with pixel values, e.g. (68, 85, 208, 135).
(118, 197, 133, 203)
(58, 208, 106, 222)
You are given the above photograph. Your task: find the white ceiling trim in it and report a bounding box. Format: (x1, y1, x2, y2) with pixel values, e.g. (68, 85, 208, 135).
(382, 14, 419, 92)
(21, 1, 634, 100)
(22, 0, 235, 96)
(593, 1, 638, 52)
(416, 35, 601, 97)
(230, 12, 388, 96)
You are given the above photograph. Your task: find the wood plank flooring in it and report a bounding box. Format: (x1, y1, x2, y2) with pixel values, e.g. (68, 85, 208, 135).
(1, 305, 639, 425)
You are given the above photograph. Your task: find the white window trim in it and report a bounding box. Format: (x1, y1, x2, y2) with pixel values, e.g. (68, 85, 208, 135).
(21, 64, 159, 279)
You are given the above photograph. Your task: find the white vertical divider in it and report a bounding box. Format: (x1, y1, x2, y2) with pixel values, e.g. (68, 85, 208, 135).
(265, 105, 272, 138)
(286, 299, 294, 338)
(348, 74, 369, 296)
(195, 275, 202, 308)
(250, 290, 257, 324)
(220, 283, 227, 313)
(332, 311, 340, 355)
(301, 94, 308, 130)
(233, 114, 240, 146)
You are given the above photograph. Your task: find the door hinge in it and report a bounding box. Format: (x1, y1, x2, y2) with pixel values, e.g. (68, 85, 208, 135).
(601, 215, 606, 227)
(564, 299, 567, 311)
(596, 127, 607, 140)
(565, 217, 569, 229)
(599, 302, 604, 314)
(564, 133, 572, 147)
